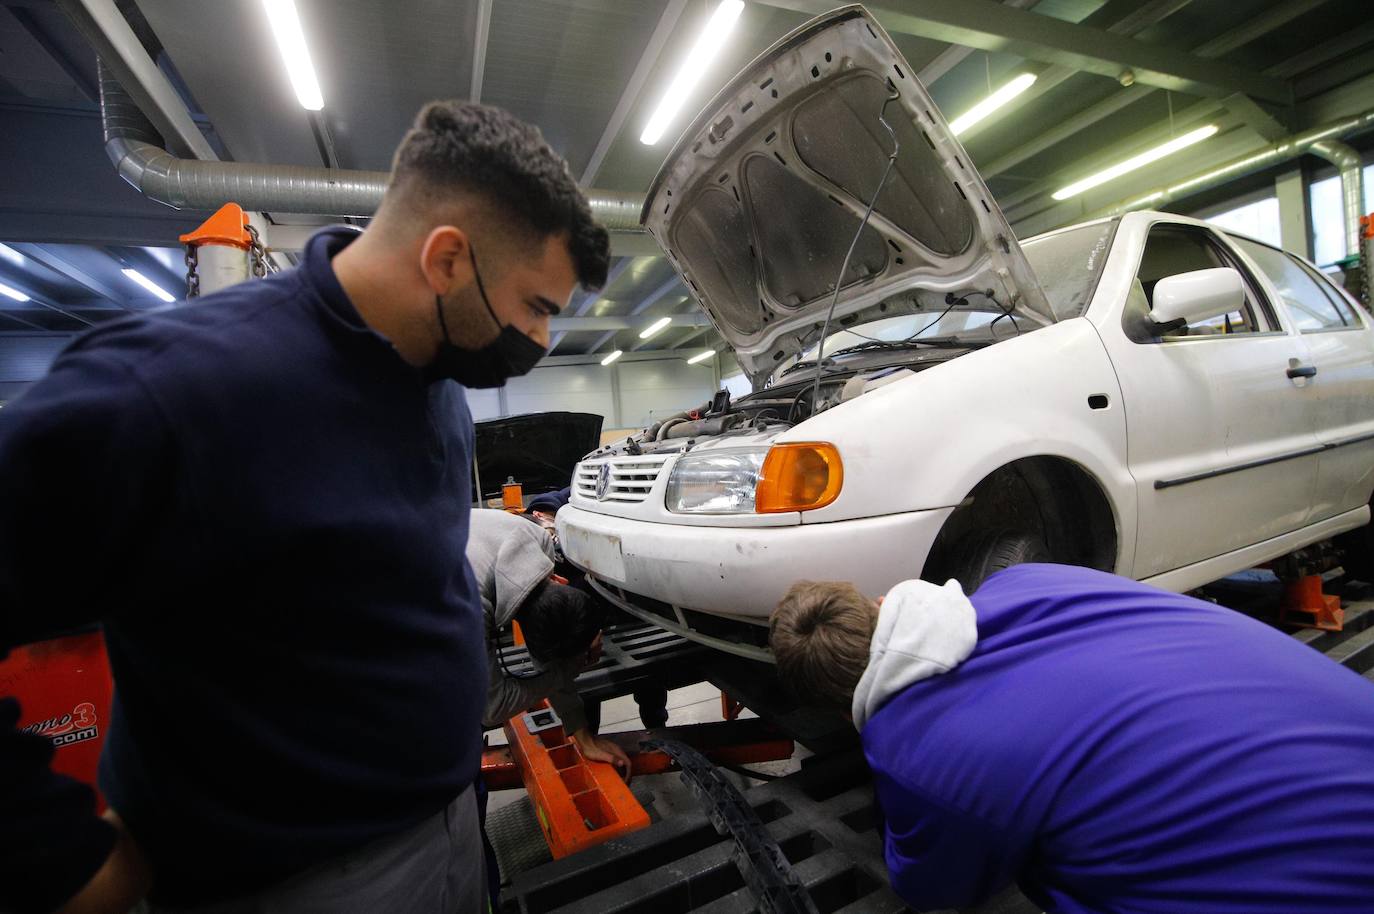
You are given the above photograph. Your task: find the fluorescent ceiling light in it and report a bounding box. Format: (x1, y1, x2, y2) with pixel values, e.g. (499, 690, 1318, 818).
(1053, 125, 1219, 201)
(687, 350, 714, 364)
(639, 316, 672, 339)
(949, 73, 1037, 136)
(262, 0, 324, 110)
(601, 349, 623, 366)
(0, 282, 30, 302)
(122, 268, 176, 303)
(640, 0, 744, 145)
(0, 244, 23, 267)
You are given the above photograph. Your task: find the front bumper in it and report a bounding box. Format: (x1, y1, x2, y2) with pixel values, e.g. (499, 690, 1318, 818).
(556, 505, 955, 618)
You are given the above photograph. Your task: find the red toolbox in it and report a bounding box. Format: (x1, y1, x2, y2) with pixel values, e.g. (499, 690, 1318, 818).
(0, 628, 113, 808)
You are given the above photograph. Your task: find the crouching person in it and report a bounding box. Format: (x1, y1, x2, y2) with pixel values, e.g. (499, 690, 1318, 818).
(468, 508, 629, 774)
(769, 564, 1374, 914)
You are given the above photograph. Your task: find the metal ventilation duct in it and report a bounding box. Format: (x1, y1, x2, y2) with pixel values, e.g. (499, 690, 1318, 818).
(97, 61, 646, 232)
(1099, 110, 1374, 258)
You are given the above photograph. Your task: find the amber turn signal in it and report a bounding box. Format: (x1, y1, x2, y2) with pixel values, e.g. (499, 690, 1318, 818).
(755, 442, 843, 513)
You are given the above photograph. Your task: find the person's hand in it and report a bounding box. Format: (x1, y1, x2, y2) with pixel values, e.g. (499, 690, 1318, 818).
(571, 728, 631, 782)
(581, 631, 604, 670)
(57, 808, 152, 914)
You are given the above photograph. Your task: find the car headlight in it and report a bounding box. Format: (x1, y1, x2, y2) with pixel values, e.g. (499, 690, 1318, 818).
(665, 449, 767, 514)
(665, 443, 844, 515)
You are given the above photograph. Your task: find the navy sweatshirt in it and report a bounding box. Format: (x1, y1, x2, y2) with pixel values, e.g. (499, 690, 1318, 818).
(864, 565, 1374, 913)
(0, 227, 486, 906)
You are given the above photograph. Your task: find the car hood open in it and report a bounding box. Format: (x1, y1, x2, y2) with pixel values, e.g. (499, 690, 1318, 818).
(472, 411, 603, 501)
(641, 5, 1054, 384)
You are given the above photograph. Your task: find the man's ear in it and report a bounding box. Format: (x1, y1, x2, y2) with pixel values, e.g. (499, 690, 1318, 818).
(419, 225, 473, 296)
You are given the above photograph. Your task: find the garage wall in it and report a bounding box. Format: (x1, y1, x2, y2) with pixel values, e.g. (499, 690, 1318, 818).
(465, 356, 720, 428)
(618, 359, 715, 427)
(506, 364, 616, 418)
(465, 387, 502, 422)
(0, 335, 70, 405)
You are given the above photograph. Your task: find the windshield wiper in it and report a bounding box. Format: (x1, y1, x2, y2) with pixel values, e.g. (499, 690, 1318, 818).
(779, 337, 971, 377)
(827, 336, 969, 357)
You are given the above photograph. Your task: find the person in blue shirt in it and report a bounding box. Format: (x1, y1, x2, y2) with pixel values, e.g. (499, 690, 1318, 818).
(769, 564, 1374, 913)
(0, 100, 609, 914)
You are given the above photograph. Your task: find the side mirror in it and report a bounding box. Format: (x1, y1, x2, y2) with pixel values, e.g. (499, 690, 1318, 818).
(1149, 267, 1244, 330)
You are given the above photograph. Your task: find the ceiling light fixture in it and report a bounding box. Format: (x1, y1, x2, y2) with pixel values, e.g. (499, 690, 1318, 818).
(121, 268, 176, 303)
(640, 0, 745, 145)
(949, 72, 1037, 136)
(601, 349, 623, 366)
(0, 282, 30, 302)
(687, 350, 714, 364)
(0, 244, 24, 267)
(639, 316, 672, 339)
(262, 0, 325, 111)
(1052, 124, 1219, 201)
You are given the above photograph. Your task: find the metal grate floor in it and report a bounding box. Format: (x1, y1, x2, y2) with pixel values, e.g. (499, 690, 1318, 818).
(498, 575, 1374, 913)
(503, 750, 1037, 914)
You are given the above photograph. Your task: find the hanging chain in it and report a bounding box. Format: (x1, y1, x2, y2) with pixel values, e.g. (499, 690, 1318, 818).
(184, 244, 200, 298)
(1361, 223, 1371, 308)
(246, 224, 278, 278)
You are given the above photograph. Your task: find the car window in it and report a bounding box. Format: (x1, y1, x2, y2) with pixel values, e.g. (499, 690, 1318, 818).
(1020, 220, 1116, 319)
(1135, 225, 1268, 337)
(1230, 236, 1360, 331)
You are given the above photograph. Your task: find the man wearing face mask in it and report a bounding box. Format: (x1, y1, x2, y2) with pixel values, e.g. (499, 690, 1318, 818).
(0, 100, 609, 914)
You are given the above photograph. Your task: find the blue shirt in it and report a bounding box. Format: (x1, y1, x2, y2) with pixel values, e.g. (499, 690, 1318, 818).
(0, 227, 486, 904)
(863, 564, 1374, 913)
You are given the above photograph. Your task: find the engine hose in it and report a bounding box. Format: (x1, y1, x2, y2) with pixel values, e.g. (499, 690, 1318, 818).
(664, 414, 742, 440)
(656, 417, 688, 440)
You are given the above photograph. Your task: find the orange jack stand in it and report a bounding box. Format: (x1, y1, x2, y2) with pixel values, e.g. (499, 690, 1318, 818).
(1280, 575, 1344, 631)
(502, 476, 524, 512)
(482, 715, 795, 855)
(721, 691, 745, 721)
(178, 202, 252, 249)
(502, 702, 649, 858)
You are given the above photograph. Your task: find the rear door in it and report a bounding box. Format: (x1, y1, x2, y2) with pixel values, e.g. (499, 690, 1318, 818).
(1230, 237, 1374, 522)
(1100, 220, 1321, 579)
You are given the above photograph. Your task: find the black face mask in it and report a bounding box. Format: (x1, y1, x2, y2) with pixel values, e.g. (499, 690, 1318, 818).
(427, 246, 547, 388)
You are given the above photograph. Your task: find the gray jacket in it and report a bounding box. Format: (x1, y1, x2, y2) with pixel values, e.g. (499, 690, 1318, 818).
(467, 509, 587, 734)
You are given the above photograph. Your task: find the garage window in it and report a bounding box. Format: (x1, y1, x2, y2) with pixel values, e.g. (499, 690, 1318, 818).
(1231, 237, 1360, 332)
(1310, 166, 1374, 267)
(1134, 226, 1271, 338)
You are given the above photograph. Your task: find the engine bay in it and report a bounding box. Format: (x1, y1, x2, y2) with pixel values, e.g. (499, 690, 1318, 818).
(587, 345, 972, 460)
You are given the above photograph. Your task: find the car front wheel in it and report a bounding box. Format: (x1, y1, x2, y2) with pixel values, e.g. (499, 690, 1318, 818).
(948, 528, 1052, 592)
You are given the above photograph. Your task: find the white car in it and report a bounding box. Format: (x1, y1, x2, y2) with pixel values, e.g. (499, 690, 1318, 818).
(557, 7, 1374, 659)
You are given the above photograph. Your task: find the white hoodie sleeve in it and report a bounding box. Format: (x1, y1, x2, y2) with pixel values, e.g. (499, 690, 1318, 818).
(851, 578, 979, 730)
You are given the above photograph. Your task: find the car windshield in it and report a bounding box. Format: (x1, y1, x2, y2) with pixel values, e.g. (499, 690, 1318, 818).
(787, 219, 1118, 370)
(1021, 219, 1117, 319)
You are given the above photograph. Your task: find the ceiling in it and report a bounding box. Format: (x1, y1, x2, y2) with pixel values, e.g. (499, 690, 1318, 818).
(2, 0, 1373, 380)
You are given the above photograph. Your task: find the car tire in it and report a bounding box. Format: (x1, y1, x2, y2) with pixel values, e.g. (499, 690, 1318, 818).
(948, 528, 1052, 592)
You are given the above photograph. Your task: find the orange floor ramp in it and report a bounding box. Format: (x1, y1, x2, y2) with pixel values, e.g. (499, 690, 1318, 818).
(502, 702, 650, 858)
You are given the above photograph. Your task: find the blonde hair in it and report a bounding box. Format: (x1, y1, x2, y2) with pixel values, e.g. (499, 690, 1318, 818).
(769, 581, 877, 711)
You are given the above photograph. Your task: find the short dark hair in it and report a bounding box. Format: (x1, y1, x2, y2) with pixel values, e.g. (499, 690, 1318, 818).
(516, 582, 604, 663)
(389, 100, 611, 289)
(770, 581, 877, 712)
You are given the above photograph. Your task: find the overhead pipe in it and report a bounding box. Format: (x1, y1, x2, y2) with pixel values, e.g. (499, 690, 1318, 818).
(1096, 109, 1374, 257)
(1309, 139, 1366, 260)
(96, 61, 647, 232)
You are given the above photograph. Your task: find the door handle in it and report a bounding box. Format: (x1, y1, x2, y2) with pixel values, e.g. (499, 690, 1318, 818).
(1286, 365, 1317, 379)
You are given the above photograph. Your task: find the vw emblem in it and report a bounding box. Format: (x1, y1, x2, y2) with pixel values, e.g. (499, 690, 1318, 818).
(595, 463, 612, 501)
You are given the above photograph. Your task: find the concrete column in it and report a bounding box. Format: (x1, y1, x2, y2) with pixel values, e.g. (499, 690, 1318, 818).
(194, 244, 251, 295)
(610, 363, 623, 428)
(1274, 168, 1311, 259)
